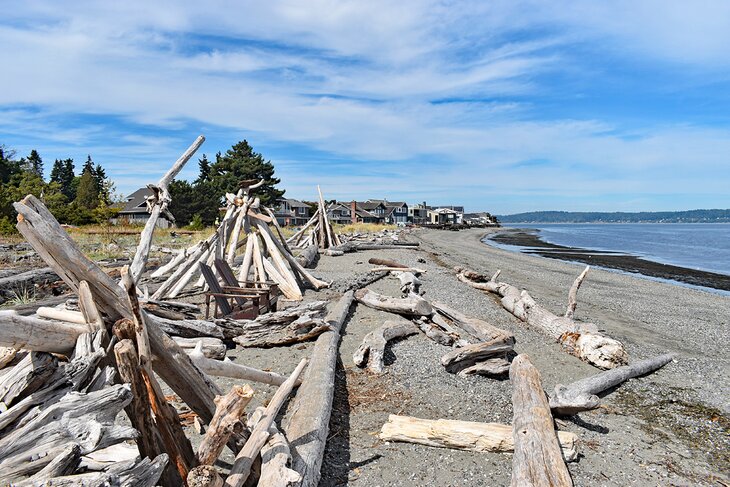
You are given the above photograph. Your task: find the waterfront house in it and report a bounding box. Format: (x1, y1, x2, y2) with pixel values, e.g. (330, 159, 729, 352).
(113, 187, 173, 228)
(275, 198, 312, 226)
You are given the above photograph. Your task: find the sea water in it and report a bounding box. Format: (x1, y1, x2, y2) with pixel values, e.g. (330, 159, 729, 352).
(499, 223, 730, 276)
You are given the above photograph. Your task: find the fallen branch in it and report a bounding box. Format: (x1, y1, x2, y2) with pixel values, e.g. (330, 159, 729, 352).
(189, 342, 290, 386)
(197, 385, 254, 466)
(550, 353, 675, 416)
(355, 288, 432, 316)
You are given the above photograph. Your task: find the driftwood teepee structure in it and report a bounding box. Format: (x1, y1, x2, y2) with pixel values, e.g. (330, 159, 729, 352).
(151, 180, 329, 301)
(287, 186, 341, 250)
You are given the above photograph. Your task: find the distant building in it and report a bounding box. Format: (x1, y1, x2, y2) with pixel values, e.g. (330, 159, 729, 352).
(362, 199, 409, 224)
(427, 207, 461, 224)
(274, 198, 312, 226)
(463, 212, 498, 225)
(327, 202, 354, 225)
(113, 188, 173, 228)
(408, 202, 429, 224)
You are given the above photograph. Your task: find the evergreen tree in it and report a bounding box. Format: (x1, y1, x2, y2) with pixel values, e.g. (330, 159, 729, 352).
(210, 140, 284, 205)
(50, 158, 76, 200)
(0, 146, 21, 184)
(50, 159, 64, 183)
(195, 155, 212, 185)
(74, 166, 100, 210)
(25, 150, 43, 177)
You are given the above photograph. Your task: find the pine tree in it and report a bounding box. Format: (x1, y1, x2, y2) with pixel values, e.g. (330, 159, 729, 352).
(50, 159, 64, 183)
(195, 155, 212, 185)
(74, 166, 100, 210)
(26, 150, 43, 177)
(210, 140, 284, 205)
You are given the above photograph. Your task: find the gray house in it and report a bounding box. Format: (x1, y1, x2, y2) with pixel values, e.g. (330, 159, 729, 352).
(113, 188, 173, 228)
(275, 198, 312, 226)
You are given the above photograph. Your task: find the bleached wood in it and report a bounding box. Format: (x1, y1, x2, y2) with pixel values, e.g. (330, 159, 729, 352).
(259, 418, 302, 486)
(237, 236, 255, 282)
(565, 266, 589, 319)
(456, 357, 511, 377)
(355, 288, 432, 316)
(0, 346, 17, 369)
(431, 301, 513, 343)
(353, 320, 418, 374)
(456, 267, 627, 369)
(151, 246, 192, 279)
(295, 244, 319, 269)
(550, 353, 675, 416)
(129, 135, 205, 283)
(78, 280, 105, 331)
(0, 351, 58, 406)
(36, 306, 87, 326)
(197, 384, 254, 466)
(379, 414, 577, 461)
(283, 292, 354, 487)
(226, 358, 308, 487)
(510, 354, 573, 487)
(0, 310, 88, 353)
(440, 337, 514, 373)
(190, 342, 289, 386)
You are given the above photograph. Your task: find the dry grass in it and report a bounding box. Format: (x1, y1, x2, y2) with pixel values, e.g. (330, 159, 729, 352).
(334, 223, 396, 234)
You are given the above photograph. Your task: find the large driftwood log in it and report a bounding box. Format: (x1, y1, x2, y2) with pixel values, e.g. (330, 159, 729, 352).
(550, 353, 675, 416)
(14, 195, 222, 423)
(330, 270, 388, 293)
(197, 385, 254, 466)
(189, 342, 289, 386)
(510, 354, 573, 487)
(379, 414, 578, 461)
(295, 244, 319, 269)
(456, 267, 627, 369)
(353, 320, 418, 374)
(565, 266, 589, 319)
(225, 358, 308, 487)
(0, 267, 59, 303)
(153, 315, 226, 339)
(283, 291, 354, 487)
(0, 310, 89, 353)
(392, 271, 422, 295)
(230, 301, 327, 347)
(355, 288, 432, 316)
(413, 316, 454, 346)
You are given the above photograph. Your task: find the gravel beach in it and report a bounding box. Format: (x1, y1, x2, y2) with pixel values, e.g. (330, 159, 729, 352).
(152, 227, 730, 485)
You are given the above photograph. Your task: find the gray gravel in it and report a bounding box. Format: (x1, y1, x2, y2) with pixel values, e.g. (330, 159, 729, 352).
(178, 227, 729, 486)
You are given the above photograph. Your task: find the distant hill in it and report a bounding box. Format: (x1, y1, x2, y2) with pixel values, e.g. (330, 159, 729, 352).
(497, 209, 730, 224)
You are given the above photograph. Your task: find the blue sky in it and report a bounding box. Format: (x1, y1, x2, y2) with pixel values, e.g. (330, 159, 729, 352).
(1, 1, 729, 213)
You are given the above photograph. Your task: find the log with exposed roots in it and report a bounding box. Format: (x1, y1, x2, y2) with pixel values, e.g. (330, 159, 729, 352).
(455, 266, 627, 369)
(353, 320, 418, 374)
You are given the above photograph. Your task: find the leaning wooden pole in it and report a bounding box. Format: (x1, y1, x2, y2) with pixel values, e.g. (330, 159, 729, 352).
(129, 135, 205, 283)
(282, 291, 355, 487)
(510, 354, 573, 487)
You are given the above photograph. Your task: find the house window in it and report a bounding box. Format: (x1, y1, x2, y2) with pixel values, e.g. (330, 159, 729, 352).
(297, 207, 306, 215)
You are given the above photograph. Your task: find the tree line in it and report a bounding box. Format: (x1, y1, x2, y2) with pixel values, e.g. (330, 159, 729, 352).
(498, 209, 730, 223)
(0, 145, 115, 233)
(0, 139, 284, 233)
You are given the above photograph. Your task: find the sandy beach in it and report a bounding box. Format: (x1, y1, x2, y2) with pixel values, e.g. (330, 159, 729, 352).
(191, 227, 728, 486)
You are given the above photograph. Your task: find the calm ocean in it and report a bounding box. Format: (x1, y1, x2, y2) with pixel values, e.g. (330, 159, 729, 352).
(500, 223, 730, 276)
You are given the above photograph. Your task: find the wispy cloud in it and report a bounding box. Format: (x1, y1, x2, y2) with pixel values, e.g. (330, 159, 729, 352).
(1, 1, 729, 212)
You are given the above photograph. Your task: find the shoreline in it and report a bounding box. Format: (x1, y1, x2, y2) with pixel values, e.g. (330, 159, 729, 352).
(485, 227, 730, 293)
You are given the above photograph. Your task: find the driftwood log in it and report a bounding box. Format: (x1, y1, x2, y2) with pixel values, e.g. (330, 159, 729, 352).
(189, 342, 290, 386)
(295, 244, 319, 269)
(283, 291, 354, 487)
(188, 465, 225, 487)
(353, 320, 418, 374)
(367, 257, 408, 268)
(456, 267, 627, 369)
(440, 337, 514, 375)
(550, 353, 675, 416)
(379, 414, 578, 461)
(197, 385, 254, 466)
(225, 358, 308, 487)
(173, 336, 226, 360)
(0, 310, 89, 354)
(330, 270, 388, 293)
(511, 354, 573, 487)
(355, 288, 432, 316)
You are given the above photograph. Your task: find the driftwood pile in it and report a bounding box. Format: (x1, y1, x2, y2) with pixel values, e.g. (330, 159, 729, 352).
(0, 136, 352, 486)
(151, 180, 329, 302)
(287, 186, 342, 250)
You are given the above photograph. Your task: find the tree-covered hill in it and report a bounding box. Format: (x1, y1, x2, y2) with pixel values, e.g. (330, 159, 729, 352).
(498, 209, 730, 223)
